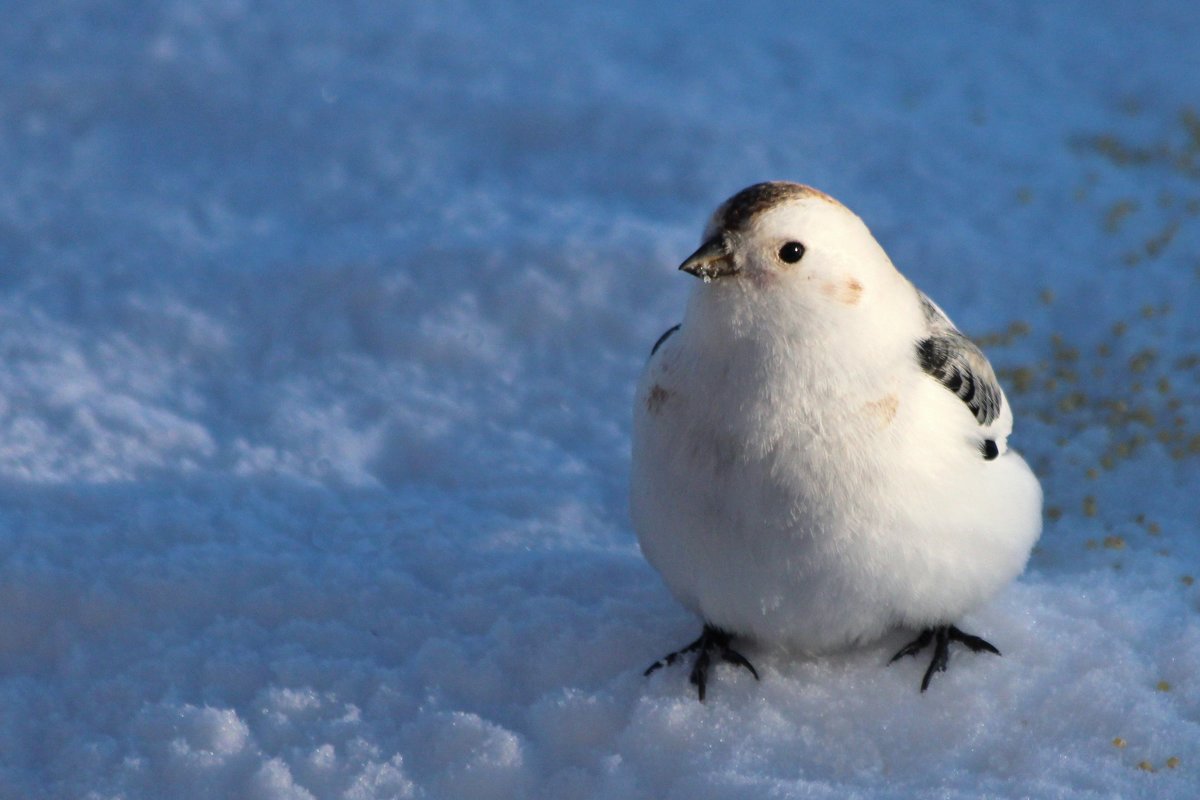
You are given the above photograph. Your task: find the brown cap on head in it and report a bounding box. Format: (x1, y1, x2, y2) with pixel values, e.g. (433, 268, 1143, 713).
(712, 182, 843, 233)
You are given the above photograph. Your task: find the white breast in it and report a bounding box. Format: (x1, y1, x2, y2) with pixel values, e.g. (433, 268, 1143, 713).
(630, 315, 1041, 652)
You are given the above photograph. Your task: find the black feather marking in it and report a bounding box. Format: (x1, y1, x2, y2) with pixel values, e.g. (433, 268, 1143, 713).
(651, 324, 681, 356)
(914, 290, 1005, 428)
(915, 329, 1003, 427)
(961, 380, 976, 405)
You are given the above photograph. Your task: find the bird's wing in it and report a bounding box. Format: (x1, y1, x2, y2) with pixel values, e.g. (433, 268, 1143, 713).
(650, 324, 681, 357)
(914, 291, 1006, 431)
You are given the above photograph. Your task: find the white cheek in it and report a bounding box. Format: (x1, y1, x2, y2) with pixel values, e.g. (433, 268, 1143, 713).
(747, 268, 780, 289)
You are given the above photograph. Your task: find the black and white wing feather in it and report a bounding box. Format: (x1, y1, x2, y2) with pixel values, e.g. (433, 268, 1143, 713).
(914, 291, 1011, 455)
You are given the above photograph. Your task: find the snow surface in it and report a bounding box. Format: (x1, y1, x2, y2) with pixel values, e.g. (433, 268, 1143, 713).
(2, 1, 1199, 797)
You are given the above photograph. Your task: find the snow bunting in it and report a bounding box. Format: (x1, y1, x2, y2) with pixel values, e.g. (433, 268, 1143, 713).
(633, 182, 1042, 699)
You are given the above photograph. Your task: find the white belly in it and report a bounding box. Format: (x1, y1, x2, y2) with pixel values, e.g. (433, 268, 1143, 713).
(631, 351, 1042, 653)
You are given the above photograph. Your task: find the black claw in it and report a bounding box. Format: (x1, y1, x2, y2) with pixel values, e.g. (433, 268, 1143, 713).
(888, 629, 933, 663)
(720, 647, 760, 680)
(948, 625, 1002, 656)
(889, 624, 1001, 692)
(643, 631, 705, 676)
(644, 624, 758, 701)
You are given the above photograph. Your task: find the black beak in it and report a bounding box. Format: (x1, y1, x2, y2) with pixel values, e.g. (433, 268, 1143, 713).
(678, 235, 737, 281)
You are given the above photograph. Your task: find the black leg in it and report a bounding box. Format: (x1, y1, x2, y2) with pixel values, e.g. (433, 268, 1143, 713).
(644, 624, 759, 702)
(689, 645, 713, 702)
(920, 626, 951, 691)
(889, 624, 1001, 692)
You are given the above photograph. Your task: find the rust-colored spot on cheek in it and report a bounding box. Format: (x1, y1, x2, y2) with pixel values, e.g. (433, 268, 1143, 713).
(844, 278, 864, 304)
(864, 393, 899, 426)
(646, 384, 671, 414)
(821, 277, 864, 305)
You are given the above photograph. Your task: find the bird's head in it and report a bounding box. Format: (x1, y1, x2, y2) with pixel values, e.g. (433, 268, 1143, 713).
(679, 182, 899, 316)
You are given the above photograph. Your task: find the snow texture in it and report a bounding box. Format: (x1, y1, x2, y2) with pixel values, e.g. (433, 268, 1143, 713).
(1, 1, 1198, 798)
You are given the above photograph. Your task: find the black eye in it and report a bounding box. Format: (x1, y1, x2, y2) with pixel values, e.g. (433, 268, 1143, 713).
(778, 241, 806, 263)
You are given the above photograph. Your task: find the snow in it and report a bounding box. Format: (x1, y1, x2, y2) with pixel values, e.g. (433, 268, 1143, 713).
(1, 1, 1198, 797)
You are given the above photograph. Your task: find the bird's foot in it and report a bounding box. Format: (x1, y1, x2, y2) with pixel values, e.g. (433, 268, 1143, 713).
(888, 624, 1001, 692)
(644, 624, 759, 702)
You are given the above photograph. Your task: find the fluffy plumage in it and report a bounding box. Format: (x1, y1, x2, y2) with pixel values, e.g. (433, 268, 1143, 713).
(632, 182, 1042, 693)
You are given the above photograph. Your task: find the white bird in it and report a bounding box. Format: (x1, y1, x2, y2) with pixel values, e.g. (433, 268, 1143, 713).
(633, 182, 1042, 699)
